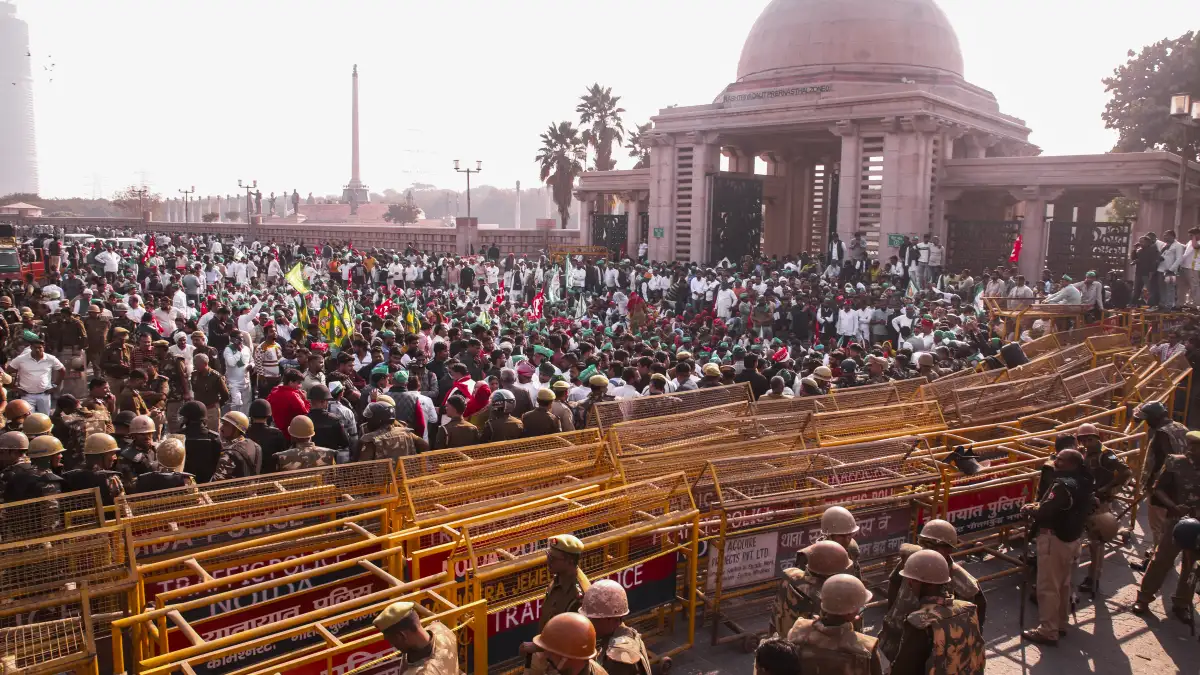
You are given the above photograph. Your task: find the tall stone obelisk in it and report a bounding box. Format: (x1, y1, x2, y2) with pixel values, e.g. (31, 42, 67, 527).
(342, 64, 369, 204)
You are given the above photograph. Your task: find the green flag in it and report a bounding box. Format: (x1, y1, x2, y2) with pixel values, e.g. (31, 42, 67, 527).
(284, 262, 309, 294)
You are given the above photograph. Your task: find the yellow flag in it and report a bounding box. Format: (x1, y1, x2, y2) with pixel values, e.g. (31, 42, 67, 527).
(284, 262, 309, 294)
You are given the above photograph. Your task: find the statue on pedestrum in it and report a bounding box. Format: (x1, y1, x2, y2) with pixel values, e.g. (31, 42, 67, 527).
(292, 190, 300, 215)
(268, 192, 277, 216)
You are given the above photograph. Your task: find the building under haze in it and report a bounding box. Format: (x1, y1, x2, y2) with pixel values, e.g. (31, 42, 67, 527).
(576, 0, 1200, 280)
(0, 1, 37, 197)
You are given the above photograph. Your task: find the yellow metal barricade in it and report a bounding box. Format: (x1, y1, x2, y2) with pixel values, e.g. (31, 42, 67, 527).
(948, 375, 1073, 427)
(396, 442, 622, 528)
(607, 408, 808, 455)
(1019, 333, 1061, 359)
(812, 401, 947, 446)
(691, 437, 943, 645)
(1062, 364, 1127, 404)
(587, 382, 754, 430)
(619, 434, 806, 485)
(1086, 332, 1133, 366)
(0, 585, 99, 675)
(917, 370, 1007, 417)
(1007, 343, 1094, 380)
(397, 429, 602, 480)
(0, 487, 104, 543)
(116, 460, 398, 563)
(439, 474, 700, 674)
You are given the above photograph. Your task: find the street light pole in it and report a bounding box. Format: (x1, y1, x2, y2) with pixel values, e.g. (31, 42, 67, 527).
(1169, 93, 1200, 229)
(453, 160, 483, 222)
(178, 185, 195, 222)
(132, 186, 149, 219)
(237, 179, 257, 239)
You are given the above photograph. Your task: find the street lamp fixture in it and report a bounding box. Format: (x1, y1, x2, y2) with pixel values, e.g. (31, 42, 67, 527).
(178, 185, 195, 222)
(454, 160, 483, 222)
(1169, 93, 1200, 229)
(237, 179, 258, 237)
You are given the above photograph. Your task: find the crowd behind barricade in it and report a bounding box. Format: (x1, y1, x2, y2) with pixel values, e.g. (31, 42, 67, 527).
(3, 224, 1200, 674)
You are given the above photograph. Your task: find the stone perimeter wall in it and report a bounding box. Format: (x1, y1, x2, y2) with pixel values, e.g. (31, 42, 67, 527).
(10, 216, 581, 258)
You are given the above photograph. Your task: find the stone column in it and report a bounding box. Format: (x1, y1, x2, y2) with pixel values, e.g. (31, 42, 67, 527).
(623, 194, 640, 254)
(724, 146, 755, 174)
(1130, 186, 1173, 244)
(1012, 187, 1064, 280)
(576, 193, 593, 246)
(963, 133, 996, 159)
(833, 120, 861, 244)
(689, 133, 722, 263)
(879, 116, 940, 257)
(646, 135, 675, 262)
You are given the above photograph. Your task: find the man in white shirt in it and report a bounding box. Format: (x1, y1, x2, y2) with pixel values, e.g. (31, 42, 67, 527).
(224, 332, 253, 414)
(96, 247, 121, 279)
(1157, 229, 1185, 309)
(1044, 275, 1083, 304)
(1177, 227, 1200, 306)
(6, 336, 64, 414)
(267, 257, 283, 282)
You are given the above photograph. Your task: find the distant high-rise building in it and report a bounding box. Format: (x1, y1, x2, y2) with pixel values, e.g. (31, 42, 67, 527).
(0, 1, 37, 197)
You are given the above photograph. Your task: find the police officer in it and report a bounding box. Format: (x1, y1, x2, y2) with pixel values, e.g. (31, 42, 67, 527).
(482, 389, 523, 442)
(522, 389, 563, 438)
(210, 411, 262, 481)
(4, 398, 32, 432)
(774, 540, 852, 635)
(23, 412, 53, 442)
(435, 395, 482, 449)
(787, 574, 882, 675)
(1135, 401, 1189, 554)
(179, 400, 222, 482)
(581, 580, 652, 675)
(880, 519, 984, 662)
(371, 600, 459, 675)
(2, 434, 63, 504)
(101, 326, 133, 395)
(62, 433, 125, 506)
(51, 394, 92, 471)
(246, 399, 288, 472)
(574, 375, 616, 429)
(1076, 422, 1132, 593)
(531, 613, 607, 675)
(1134, 429, 1200, 620)
(1020, 448, 1092, 646)
(306, 384, 350, 459)
(889, 550, 985, 675)
(274, 416, 337, 471)
(131, 438, 195, 494)
(817, 506, 863, 579)
(115, 414, 158, 488)
(519, 533, 591, 671)
(359, 401, 427, 465)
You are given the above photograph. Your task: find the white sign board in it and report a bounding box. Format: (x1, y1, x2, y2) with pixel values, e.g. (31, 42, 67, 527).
(706, 532, 778, 592)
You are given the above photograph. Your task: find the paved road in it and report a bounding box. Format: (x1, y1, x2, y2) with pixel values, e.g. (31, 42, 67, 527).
(656, 511, 1199, 674)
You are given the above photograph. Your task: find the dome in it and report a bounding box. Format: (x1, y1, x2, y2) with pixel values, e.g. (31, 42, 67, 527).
(736, 0, 964, 82)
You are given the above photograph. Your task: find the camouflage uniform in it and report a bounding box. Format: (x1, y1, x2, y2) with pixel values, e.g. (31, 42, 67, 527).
(358, 421, 416, 466)
(394, 620, 459, 675)
(0, 461, 62, 503)
(880, 545, 982, 663)
(102, 341, 134, 393)
(787, 617, 882, 675)
(772, 568, 823, 636)
(594, 624, 652, 675)
(160, 355, 189, 433)
(61, 466, 125, 506)
(131, 468, 195, 494)
(274, 441, 337, 471)
(210, 437, 263, 481)
(83, 314, 110, 366)
(51, 410, 91, 471)
(891, 595, 985, 675)
(113, 443, 157, 490)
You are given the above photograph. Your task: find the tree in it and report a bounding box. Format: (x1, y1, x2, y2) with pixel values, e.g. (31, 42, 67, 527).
(202, 212, 220, 223)
(625, 122, 652, 169)
(111, 185, 162, 216)
(383, 202, 421, 224)
(1102, 31, 1200, 161)
(576, 84, 625, 171)
(1109, 197, 1139, 222)
(225, 211, 242, 222)
(535, 121, 586, 229)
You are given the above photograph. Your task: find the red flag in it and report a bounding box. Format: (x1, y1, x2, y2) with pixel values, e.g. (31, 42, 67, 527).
(494, 280, 505, 307)
(141, 238, 156, 264)
(530, 290, 544, 318)
(1009, 235, 1022, 263)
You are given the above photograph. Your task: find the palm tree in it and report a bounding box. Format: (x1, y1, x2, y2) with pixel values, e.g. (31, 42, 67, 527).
(535, 121, 586, 229)
(626, 122, 652, 169)
(576, 84, 625, 171)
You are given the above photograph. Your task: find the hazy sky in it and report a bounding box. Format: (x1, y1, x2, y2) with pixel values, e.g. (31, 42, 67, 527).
(16, 0, 1196, 199)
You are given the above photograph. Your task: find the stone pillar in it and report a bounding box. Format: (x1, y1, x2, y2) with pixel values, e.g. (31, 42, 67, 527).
(1011, 187, 1063, 280)
(963, 133, 996, 159)
(623, 194, 640, 254)
(577, 194, 593, 246)
(455, 217, 478, 256)
(833, 121, 861, 244)
(880, 116, 939, 257)
(515, 180, 522, 229)
(724, 147, 755, 174)
(1131, 186, 1173, 243)
(689, 134, 722, 263)
(646, 136, 676, 262)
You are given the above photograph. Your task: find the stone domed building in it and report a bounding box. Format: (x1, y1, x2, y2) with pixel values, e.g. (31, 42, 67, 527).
(577, 0, 1198, 280)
